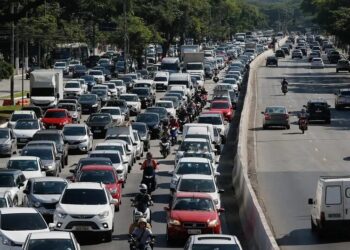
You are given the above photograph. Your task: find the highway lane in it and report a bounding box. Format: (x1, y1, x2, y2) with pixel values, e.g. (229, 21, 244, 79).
(251, 54, 350, 249)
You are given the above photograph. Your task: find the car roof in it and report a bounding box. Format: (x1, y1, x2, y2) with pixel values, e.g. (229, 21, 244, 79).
(0, 207, 39, 214)
(200, 112, 223, 117)
(30, 177, 67, 183)
(80, 165, 115, 171)
(63, 124, 86, 128)
(183, 138, 208, 142)
(28, 231, 72, 240)
(90, 150, 120, 155)
(180, 174, 213, 180)
(12, 110, 34, 115)
(66, 182, 104, 189)
(79, 157, 111, 162)
(191, 234, 240, 245)
(0, 169, 22, 174)
(178, 157, 210, 163)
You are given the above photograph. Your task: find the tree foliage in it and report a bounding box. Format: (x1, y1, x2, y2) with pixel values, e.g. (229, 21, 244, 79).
(0, 60, 13, 80)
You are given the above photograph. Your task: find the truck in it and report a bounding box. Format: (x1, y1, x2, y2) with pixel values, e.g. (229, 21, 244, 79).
(183, 52, 205, 76)
(28, 70, 64, 110)
(180, 45, 200, 61)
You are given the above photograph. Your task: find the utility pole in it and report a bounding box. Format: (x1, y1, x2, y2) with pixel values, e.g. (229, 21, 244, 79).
(123, 0, 128, 73)
(15, 3, 19, 74)
(10, 3, 15, 105)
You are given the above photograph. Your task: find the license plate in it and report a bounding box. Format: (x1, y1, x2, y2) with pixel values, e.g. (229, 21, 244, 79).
(316, 110, 322, 113)
(49, 125, 56, 128)
(94, 129, 101, 133)
(75, 226, 90, 231)
(187, 229, 201, 234)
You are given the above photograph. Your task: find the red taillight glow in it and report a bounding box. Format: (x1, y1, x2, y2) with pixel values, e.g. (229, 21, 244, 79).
(264, 114, 271, 120)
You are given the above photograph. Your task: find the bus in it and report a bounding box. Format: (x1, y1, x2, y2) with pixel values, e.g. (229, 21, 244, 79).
(51, 43, 90, 64)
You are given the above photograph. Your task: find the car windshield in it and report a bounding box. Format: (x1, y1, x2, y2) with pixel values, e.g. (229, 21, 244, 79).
(265, 107, 286, 114)
(44, 111, 66, 118)
(89, 71, 102, 76)
(198, 116, 222, 125)
(95, 145, 123, 153)
(105, 84, 115, 89)
(74, 65, 85, 70)
(58, 104, 76, 111)
(88, 115, 111, 123)
(211, 102, 229, 109)
(33, 181, 67, 194)
(55, 63, 66, 67)
(0, 175, 15, 187)
(179, 179, 215, 192)
(309, 102, 328, 110)
(146, 108, 166, 117)
(65, 82, 80, 88)
(187, 64, 203, 70)
(82, 75, 94, 81)
(79, 95, 96, 102)
(179, 141, 210, 152)
(79, 159, 113, 168)
(132, 124, 147, 134)
(63, 126, 86, 136)
(90, 153, 121, 164)
(173, 197, 215, 211)
(137, 114, 159, 123)
(79, 170, 115, 184)
(33, 134, 61, 144)
(28, 239, 75, 250)
(1, 213, 47, 230)
(154, 76, 167, 81)
(120, 95, 138, 102)
(191, 244, 241, 250)
(14, 120, 39, 130)
(8, 160, 39, 171)
(0, 130, 9, 139)
(176, 162, 212, 175)
(61, 189, 107, 205)
(132, 89, 149, 95)
(101, 109, 121, 115)
(22, 148, 53, 160)
(11, 114, 32, 122)
(155, 102, 172, 108)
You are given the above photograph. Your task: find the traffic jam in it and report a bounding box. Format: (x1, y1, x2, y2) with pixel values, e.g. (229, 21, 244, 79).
(0, 33, 274, 249)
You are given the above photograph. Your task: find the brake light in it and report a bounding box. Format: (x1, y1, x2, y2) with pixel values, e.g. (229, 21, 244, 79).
(264, 114, 271, 120)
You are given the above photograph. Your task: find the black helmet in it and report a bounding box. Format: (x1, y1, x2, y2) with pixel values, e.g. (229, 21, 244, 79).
(139, 184, 147, 194)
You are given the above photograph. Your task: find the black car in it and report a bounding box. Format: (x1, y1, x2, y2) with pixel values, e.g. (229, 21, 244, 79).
(135, 112, 160, 139)
(22, 105, 44, 119)
(132, 87, 154, 109)
(266, 56, 278, 67)
(91, 88, 109, 105)
(81, 75, 96, 91)
(275, 50, 285, 58)
(105, 99, 130, 121)
(328, 51, 341, 64)
(304, 99, 331, 124)
(146, 107, 169, 124)
(86, 113, 114, 137)
(85, 55, 100, 68)
(78, 94, 101, 114)
(32, 129, 69, 167)
(72, 65, 87, 78)
(118, 75, 133, 91)
(131, 122, 150, 152)
(281, 47, 290, 55)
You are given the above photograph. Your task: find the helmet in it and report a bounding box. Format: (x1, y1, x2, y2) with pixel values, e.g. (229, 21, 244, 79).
(139, 184, 147, 193)
(146, 152, 152, 159)
(134, 211, 144, 220)
(301, 108, 306, 113)
(138, 218, 147, 225)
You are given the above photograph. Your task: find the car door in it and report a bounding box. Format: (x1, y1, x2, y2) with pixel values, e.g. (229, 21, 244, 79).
(323, 183, 343, 221)
(343, 181, 350, 220)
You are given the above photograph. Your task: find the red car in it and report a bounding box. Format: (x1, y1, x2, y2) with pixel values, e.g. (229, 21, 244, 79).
(42, 108, 72, 129)
(76, 165, 122, 211)
(209, 100, 233, 121)
(165, 192, 223, 243)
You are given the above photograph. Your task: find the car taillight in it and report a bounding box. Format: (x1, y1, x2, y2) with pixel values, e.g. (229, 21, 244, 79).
(264, 114, 271, 120)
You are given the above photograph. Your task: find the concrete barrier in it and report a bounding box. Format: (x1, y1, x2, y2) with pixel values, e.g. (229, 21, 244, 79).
(232, 38, 287, 250)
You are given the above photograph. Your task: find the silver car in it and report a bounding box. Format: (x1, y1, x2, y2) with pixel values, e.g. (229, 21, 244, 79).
(57, 103, 81, 123)
(0, 128, 17, 156)
(63, 124, 93, 153)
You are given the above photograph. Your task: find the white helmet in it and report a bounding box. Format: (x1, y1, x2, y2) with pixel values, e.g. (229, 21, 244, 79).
(134, 211, 144, 220)
(139, 184, 147, 194)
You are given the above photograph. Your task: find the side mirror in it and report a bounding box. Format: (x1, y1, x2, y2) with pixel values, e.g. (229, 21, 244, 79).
(308, 198, 314, 205)
(164, 206, 170, 211)
(215, 172, 221, 176)
(218, 189, 225, 193)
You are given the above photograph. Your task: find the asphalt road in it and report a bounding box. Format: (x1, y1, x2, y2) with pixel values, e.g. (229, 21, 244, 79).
(251, 52, 350, 249)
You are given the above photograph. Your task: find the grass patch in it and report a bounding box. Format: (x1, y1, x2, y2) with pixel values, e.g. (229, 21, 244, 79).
(0, 106, 22, 120)
(1, 91, 29, 99)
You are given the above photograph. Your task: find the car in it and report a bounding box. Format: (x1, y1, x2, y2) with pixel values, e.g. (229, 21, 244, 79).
(132, 87, 154, 109)
(165, 192, 223, 243)
(281, 46, 290, 55)
(292, 49, 303, 59)
(32, 130, 68, 166)
(146, 107, 169, 124)
(23, 177, 68, 220)
(69, 157, 113, 181)
(81, 75, 96, 91)
(88, 70, 105, 84)
(7, 156, 45, 179)
(88, 150, 126, 186)
(308, 52, 319, 62)
(132, 130, 144, 160)
(22, 231, 81, 250)
(62, 124, 93, 153)
(57, 103, 81, 123)
(154, 71, 169, 91)
(107, 135, 137, 168)
(86, 113, 114, 137)
(21, 105, 44, 119)
(198, 112, 227, 137)
(105, 99, 130, 121)
(170, 157, 219, 192)
(135, 112, 161, 139)
(0, 191, 14, 208)
(328, 50, 341, 64)
(42, 109, 73, 130)
(131, 122, 150, 152)
(310, 57, 324, 69)
(91, 88, 109, 105)
(0, 169, 26, 206)
(63, 81, 85, 99)
(54, 61, 69, 75)
(118, 75, 133, 91)
(0, 128, 17, 156)
(261, 106, 290, 129)
(68, 60, 81, 72)
(76, 165, 123, 211)
(336, 59, 350, 72)
(103, 82, 118, 98)
(100, 107, 125, 125)
(275, 49, 285, 58)
(133, 80, 156, 96)
(0, 207, 50, 248)
(21, 146, 61, 176)
(78, 94, 101, 114)
(176, 138, 216, 165)
(53, 182, 116, 242)
(72, 64, 87, 78)
(119, 94, 141, 115)
(110, 80, 127, 94)
(13, 119, 43, 148)
(209, 100, 233, 121)
(185, 234, 243, 250)
(304, 99, 331, 123)
(335, 88, 350, 109)
(7, 110, 37, 129)
(155, 100, 176, 117)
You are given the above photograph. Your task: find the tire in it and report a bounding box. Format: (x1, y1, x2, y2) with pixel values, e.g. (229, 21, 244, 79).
(335, 105, 341, 110)
(336, 70, 339, 73)
(115, 204, 120, 212)
(166, 228, 174, 246)
(64, 155, 68, 166)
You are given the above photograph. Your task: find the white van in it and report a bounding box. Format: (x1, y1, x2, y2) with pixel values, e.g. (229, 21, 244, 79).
(308, 176, 350, 233)
(153, 71, 169, 91)
(168, 73, 193, 97)
(182, 124, 214, 142)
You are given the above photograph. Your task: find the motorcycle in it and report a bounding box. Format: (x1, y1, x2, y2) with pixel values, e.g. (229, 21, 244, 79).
(178, 117, 188, 133)
(129, 235, 155, 250)
(139, 163, 157, 194)
(281, 84, 288, 95)
(170, 127, 177, 146)
(299, 117, 308, 134)
(159, 137, 170, 158)
(130, 198, 153, 224)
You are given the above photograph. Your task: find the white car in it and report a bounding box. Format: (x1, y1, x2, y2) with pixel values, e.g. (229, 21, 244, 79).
(73, 78, 88, 93)
(103, 82, 118, 97)
(119, 94, 141, 115)
(63, 81, 85, 99)
(7, 156, 45, 180)
(132, 130, 144, 160)
(68, 60, 81, 72)
(190, 73, 205, 88)
(22, 231, 81, 250)
(198, 113, 227, 137)
(62, 124, 93, 153)
(153, 71, 169, 91)
(100, 107, 125, 125)
(175, 138, 216, 165)
(110, 80, 126, 94)
(0, 169, 26, 206)
(170, 157, 219, 191)
(0, 191, 14, 208)
(7, 110, 37, 129)
(113, 134, 137, 166)
(13, 119, 43, 147)
(89, 150, 127, 186)
(175, 174, 223, 209)
(185, 234, 243, 250)
(155, 100, 176, 117)
(311, 57, 325, 69)
(53, 182, 115, 242)
(88, 70, 105, 84)
(216, 83, 237, 93)
(0, 207, 49, 249)
(54, 61, 69, 75)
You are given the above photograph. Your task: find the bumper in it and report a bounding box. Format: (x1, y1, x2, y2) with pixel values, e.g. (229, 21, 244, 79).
(44, 124, 65, 130)
(167, 224, 220, 240)
(67, 141, 89, 152)
(16, 138, 31, 147)
(264, 120, 289, 127)
(81, 106, 98, 114)
(54, 216, 113, 232)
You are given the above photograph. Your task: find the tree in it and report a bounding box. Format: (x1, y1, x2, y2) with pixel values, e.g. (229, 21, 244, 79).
(0, 60, 13, 80)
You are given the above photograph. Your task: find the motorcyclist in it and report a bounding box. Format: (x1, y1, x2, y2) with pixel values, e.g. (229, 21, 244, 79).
(160, 127, 170, 141)
(131, 218, 154, 250)
(129, 212, 152, 234)
(133, 184, 153, 213)
(141, 153, 158, 190)
(193, 91, 202, 104)
(169, 116, 179, 129)
(298, 108, 309, 124)
(281, 78, 288, 86)
(199, 86, 208, 95)
(178, 106, 188, 121)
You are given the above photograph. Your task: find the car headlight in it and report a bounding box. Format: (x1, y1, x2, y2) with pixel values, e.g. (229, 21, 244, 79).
(110, 188, 117, 195)
(1, 235, 15, 246)
(213, 199, 219, 205)
(34, 201, 41, 208)
(208, 219, 219, 227)
(98, 210, 109, 218)
(92, 103, 98, 107)
(170, 178, 178, 186)
(47, 165, 54, 169)
(57, 212, 67, 219)
(168, 219, 181, 226)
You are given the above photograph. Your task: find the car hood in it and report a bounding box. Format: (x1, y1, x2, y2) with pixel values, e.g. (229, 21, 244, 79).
(2, 228, 49, 245)
(42, 118, 68, 124)
(170, 210, 217, 222)
(13, 129, 39, 138)
(0, 138, 10, 145)
(31, 194, 61, 203)
(64, 135, 86, 141)
(57, 204, 108, 215)
(22, 171, 45, 179)
(64, 88, 81, 92)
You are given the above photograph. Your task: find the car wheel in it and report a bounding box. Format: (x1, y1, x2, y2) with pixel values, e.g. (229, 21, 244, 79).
(122, 182, 125, 188)
(115, 204, 120, 212)
(325, 119, 331, 124)
(335, 105, 341, 110)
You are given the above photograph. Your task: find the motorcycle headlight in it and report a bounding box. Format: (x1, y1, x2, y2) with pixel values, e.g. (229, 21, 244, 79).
(168, 219, 181, 226)
(208, 219, 219, 227)
(98, 210, 109, 218)
(57, 212, 67, 219)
